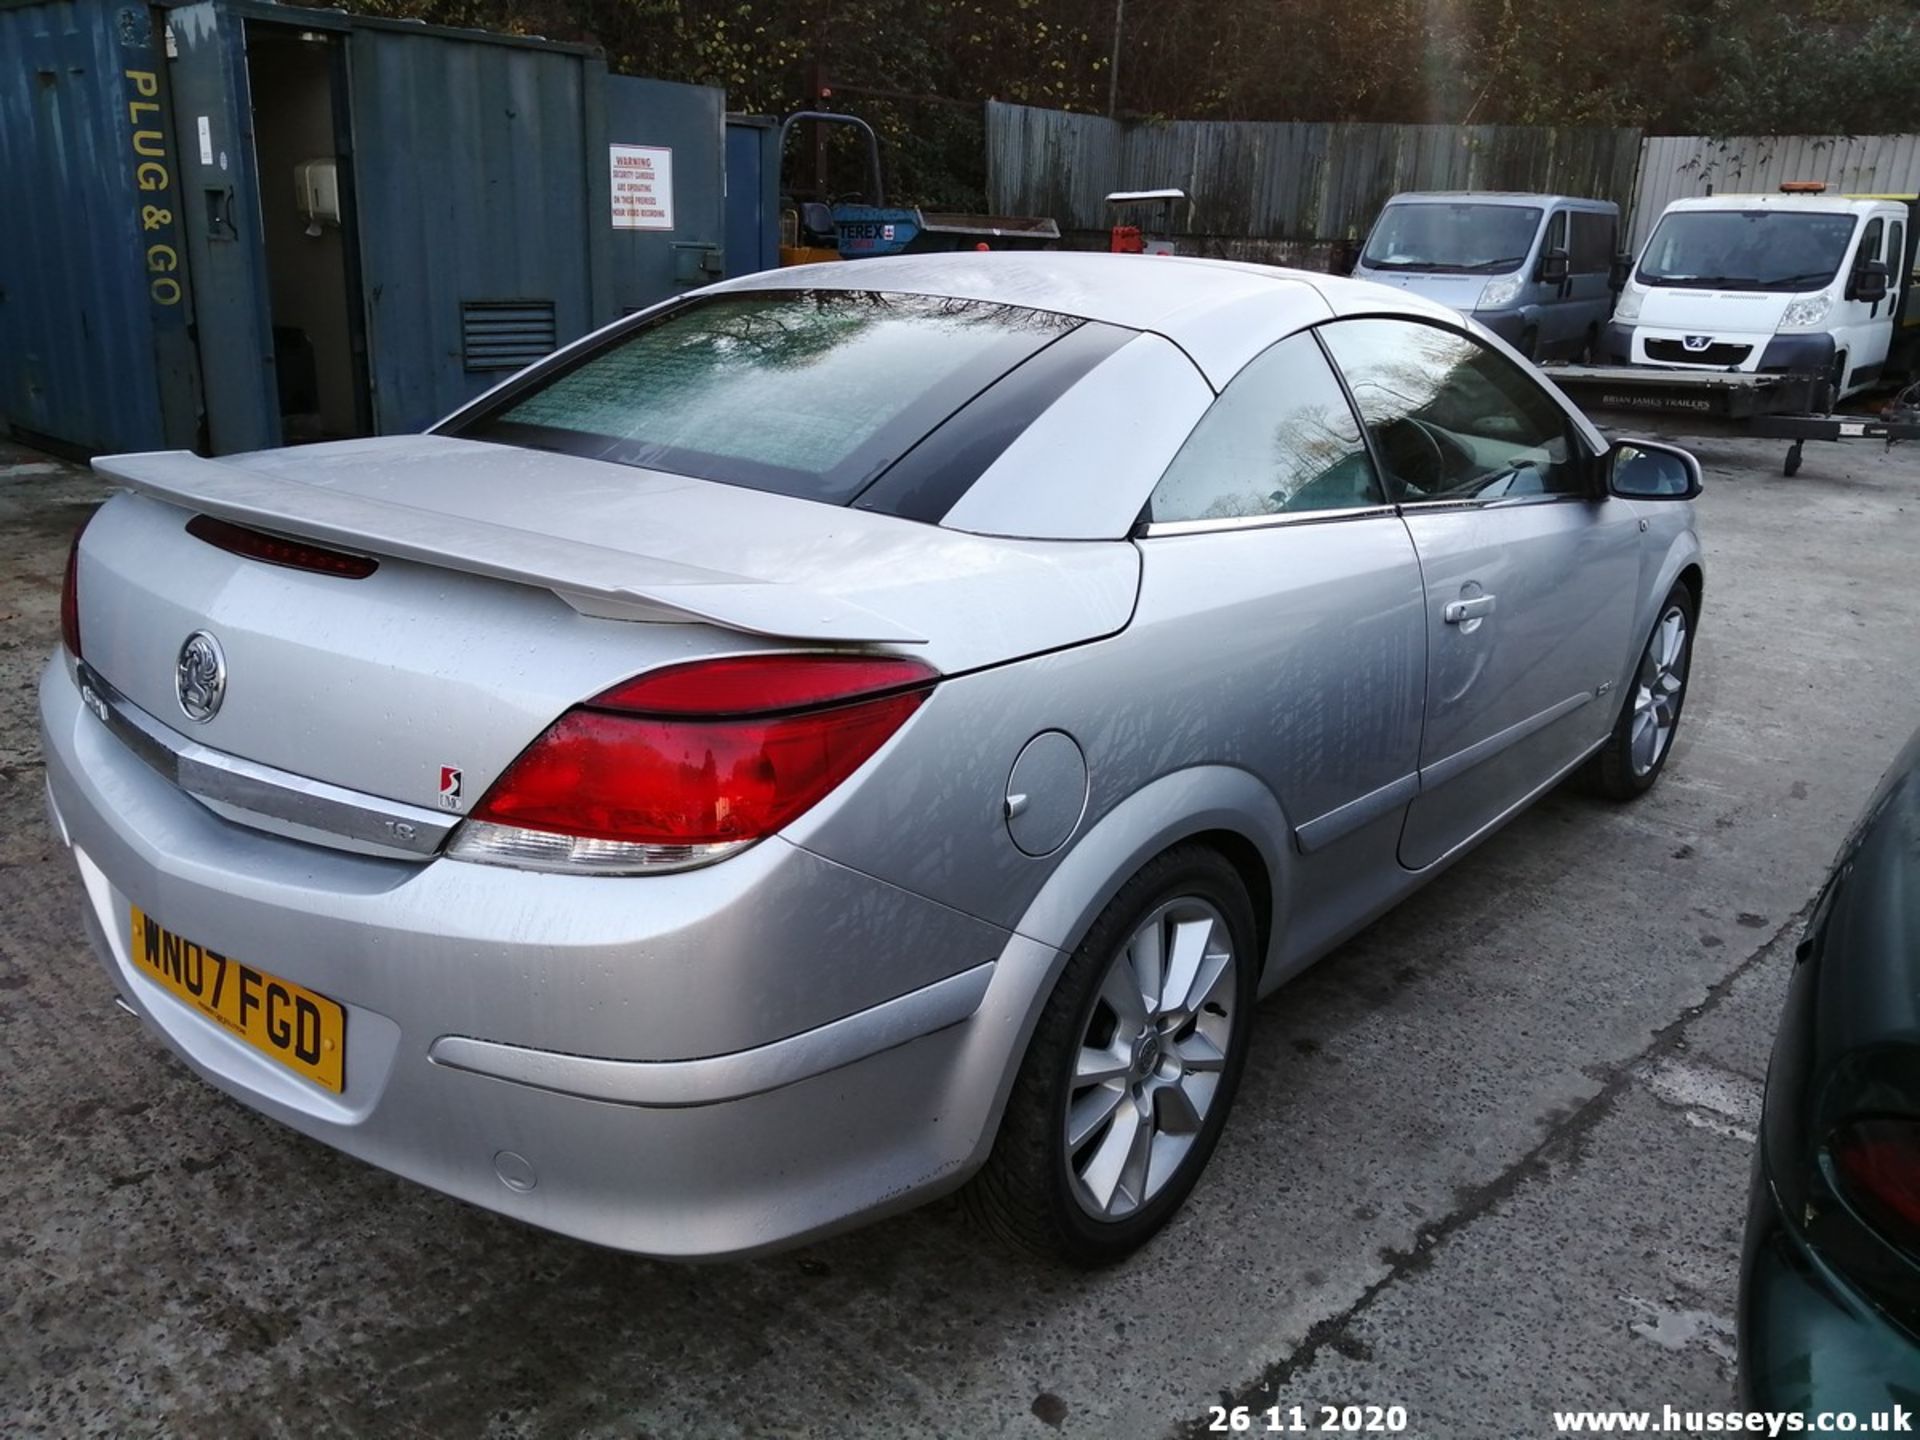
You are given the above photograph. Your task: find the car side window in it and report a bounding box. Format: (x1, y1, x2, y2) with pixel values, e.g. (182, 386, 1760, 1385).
(1147, 332, 1382, 524)
(1545, 209, 1569, 261)
(1858, 218, 1885, 269)
(1570, 212, 1614, 275)
(1318, 317, 1584, 502)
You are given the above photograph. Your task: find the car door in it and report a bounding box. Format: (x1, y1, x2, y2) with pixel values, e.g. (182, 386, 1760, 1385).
(1891, 211, 1911, 325)
(1317, 316, 1644, 871)
(1836, 216, 1890, 391)
(1567, 209, 1618, 357)
(1130, 331, 1427, 950)
(1536, 208, 1579, 354)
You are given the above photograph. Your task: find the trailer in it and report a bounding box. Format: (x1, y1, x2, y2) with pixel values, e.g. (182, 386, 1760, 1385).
(1541, 364, 1825, 421)
(1749, 402, 1920, 476)
(1545, 361, 1920, 475)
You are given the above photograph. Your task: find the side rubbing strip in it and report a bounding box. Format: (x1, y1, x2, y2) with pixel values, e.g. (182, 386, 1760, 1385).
(1294, 772, 1419, 853)
(1419, 691, 1594, 791)
(853, 322, 1139, 524)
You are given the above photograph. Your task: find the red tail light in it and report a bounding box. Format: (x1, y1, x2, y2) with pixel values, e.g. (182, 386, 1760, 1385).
(453, 654, 937, 873)
(186, 514, 379, 579)
(590, 654, 938, 717)
(1831, 1119, 1920, 1247)
(60, 521, 86, 658)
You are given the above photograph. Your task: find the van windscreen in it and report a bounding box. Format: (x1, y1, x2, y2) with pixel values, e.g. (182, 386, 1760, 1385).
(1637, 211, 1859, 292)
(1361, 204, 1543, 274)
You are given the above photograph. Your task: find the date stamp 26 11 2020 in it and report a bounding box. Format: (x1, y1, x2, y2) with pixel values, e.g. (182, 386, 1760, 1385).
(1208, 1404, 1410, 1434)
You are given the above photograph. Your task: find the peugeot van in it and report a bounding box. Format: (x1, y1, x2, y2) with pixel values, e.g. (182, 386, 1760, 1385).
(1601, 188, 1919, 401)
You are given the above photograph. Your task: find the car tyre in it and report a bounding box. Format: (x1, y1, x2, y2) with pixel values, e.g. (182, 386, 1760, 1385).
(1519, 326, 1541, 362)
(962, 844, 1259, 1265)
(1582, 583, 1697, 801)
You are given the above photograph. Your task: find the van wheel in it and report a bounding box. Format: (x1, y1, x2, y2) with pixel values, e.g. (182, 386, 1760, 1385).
(1519, 327, 1541, 362)
(1824, 354, 1848, 413)
(1579, 326, 1600, 365)
(961, 844, 1259, 1265)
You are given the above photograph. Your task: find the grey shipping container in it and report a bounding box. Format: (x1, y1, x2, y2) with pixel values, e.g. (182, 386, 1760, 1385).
(1, 0, 725, 456)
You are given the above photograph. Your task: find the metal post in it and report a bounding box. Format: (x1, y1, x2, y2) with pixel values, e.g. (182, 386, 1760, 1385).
(1107, 0, 1124, 117)
(808, 57, 829, 200)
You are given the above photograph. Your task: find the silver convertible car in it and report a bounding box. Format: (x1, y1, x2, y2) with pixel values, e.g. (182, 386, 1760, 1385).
(42, 254, 1703, 1264)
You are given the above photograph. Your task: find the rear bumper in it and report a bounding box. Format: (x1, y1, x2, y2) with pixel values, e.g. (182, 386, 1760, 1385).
(1739, 1155, 1920, 1412)
(39, 653, 1061, 1256)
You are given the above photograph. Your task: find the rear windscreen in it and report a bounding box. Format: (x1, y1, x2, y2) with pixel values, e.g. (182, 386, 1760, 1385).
(452, 290, 1081, 504)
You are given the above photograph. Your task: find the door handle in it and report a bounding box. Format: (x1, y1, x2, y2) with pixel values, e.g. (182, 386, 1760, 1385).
(205, 186, 238, 242)
(1443, 595, 1497, 624)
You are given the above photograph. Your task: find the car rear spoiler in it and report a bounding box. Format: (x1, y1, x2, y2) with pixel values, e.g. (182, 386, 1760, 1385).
(91, 450, 926, 645)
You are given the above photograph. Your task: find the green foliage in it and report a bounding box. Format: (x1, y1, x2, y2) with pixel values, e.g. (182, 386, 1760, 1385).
(1677, 1, 1920, 135)
(344, 0, 1920, 207)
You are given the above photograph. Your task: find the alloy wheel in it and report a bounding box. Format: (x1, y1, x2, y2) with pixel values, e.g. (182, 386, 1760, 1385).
(1630, 604, 1689, 776)
(1064, 898, 1238, 1220)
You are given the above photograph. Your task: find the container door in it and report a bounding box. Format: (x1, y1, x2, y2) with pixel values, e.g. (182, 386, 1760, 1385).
(166, 1, 279, 452)
(725, 118, 780, 278)
(605, 76, 726, 310)
(346, 28, 599, 433)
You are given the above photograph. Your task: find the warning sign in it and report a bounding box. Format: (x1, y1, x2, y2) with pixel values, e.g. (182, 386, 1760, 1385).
(610, 144, 674, 231)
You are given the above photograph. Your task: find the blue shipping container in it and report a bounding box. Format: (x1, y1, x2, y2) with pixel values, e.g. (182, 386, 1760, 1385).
(2, 0, 726, 455)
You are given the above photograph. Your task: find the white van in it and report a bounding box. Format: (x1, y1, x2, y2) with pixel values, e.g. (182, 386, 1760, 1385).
(1600, 188, 1918, 401)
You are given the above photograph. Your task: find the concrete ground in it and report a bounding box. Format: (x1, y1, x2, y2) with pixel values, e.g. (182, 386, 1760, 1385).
(3, 424, 1917, 1439)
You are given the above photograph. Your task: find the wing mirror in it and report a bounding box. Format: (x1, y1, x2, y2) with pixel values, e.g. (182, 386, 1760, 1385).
(1850, 258, 1890, 304)
(1607, 438, 1701, 499)
(1608, 252, 1633, 292)
(1538, 247, 1571, 286)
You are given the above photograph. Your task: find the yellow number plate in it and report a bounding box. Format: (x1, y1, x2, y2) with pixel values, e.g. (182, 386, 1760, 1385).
(129, 907, 346, 1093)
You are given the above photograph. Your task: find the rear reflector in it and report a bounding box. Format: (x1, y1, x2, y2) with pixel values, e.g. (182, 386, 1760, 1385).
(445, 821, 744, 875)
(450, 653, 938, 874)
(60, 520, 86, 658)
(186, 514, 379, 579)
(1831, 1118, 1920, 1249)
